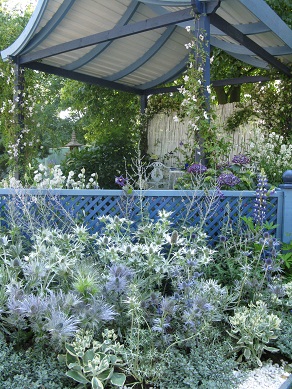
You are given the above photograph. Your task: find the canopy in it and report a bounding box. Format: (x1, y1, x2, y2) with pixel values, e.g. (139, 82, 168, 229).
(1, 0, 292, 94)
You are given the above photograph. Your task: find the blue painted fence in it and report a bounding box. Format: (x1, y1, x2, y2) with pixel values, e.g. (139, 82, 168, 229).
(0, 172, 291, 243)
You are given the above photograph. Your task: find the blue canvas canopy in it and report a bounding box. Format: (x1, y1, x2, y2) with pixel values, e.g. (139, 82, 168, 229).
(1, 0, 291, 94)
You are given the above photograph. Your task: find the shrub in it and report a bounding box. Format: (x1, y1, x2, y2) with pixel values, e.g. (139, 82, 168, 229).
(61, 134, 138, 189)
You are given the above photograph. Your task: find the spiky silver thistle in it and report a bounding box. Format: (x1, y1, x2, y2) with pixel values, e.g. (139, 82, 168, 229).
(105, 264, 133, 294)
(16, 293, 49, 318)
(45, 310, 80, 343)
(80, 296, 117, 330)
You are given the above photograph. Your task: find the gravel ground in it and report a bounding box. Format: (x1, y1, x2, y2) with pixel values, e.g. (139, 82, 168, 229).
(236, 361, 291, 389)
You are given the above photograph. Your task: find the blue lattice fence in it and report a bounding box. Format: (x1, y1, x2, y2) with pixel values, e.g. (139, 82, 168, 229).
(0, 188, 284, 242)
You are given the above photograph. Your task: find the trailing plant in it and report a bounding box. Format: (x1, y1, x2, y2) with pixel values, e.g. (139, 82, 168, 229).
(170, 20, 231, 167)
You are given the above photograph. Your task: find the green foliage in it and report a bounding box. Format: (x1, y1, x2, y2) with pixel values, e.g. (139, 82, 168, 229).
(0, 3, 73, 175)
(158, 340, 239, 389)
(222, 79, 292, 140)
(62, 138, 138, 189)
(59, 81, 140, 144)
(58, 82, 142, 189)
(266, 0, 292, 28)
(276, 314, 292, 360)
(0, 333, 72, 389)
(279, 241, 292, 279)
(60, 329, 126, 389)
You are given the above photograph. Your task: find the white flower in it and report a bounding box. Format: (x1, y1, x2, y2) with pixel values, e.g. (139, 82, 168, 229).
(185, 26, 191, 32)
(173, 115, 179, 122)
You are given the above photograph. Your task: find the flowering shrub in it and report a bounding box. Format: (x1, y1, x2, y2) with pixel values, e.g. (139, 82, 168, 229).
(0, 163, 99, 189)
(245, 129, 292, 186)
(175, 154, 256, 191)
(232, 154, 250, 165)
(187, 163, 208, 174)
(217, 172, 241, 188)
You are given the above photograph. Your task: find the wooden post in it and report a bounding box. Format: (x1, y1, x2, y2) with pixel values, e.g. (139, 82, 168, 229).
(279, 170, 292, 243)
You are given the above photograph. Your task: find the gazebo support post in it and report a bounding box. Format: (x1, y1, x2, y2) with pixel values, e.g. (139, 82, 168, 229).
(191, 0, 220, 163)
(13, 62, 25, 180)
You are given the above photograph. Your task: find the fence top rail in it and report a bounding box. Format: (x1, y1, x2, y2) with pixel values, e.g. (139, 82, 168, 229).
(0, 188, 283, 198)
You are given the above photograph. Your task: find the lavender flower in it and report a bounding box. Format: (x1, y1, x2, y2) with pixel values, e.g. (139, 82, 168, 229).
(115, 175, 127, 187)
(232, 154, 250, 165)
(187, 163, 207, 174)
(217, 173, 240, 187)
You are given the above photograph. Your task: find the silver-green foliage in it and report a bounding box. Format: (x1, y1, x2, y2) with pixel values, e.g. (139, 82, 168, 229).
(158, 340, 240, 389)
(228, 300, 281, 366)
(0, 333, 72, 389)
(59, 329, 126, 389)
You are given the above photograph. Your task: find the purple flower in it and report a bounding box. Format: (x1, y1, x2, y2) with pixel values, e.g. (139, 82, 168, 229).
(253, 171, 268, 225)
(115, 175, 127, 187)
(187, 163, 207, 174)
(217, 173, 240, 187)
(232, 154, 250, 165)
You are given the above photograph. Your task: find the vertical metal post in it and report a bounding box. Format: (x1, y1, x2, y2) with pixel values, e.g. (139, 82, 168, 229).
(13, 62, 25, 179)
(191, 1, 220, 163)
(279, 170, 292, 243)
(192, 0, 221, 107)
(139, 94, 148, 157)
(140, 94, 147, 114)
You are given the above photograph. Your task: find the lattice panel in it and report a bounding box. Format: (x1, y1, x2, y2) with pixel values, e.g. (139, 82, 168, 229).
(0, 190, 281, 242)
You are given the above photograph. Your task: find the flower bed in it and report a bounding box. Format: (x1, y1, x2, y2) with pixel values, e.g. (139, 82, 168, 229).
(0, 186, 291, 388)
